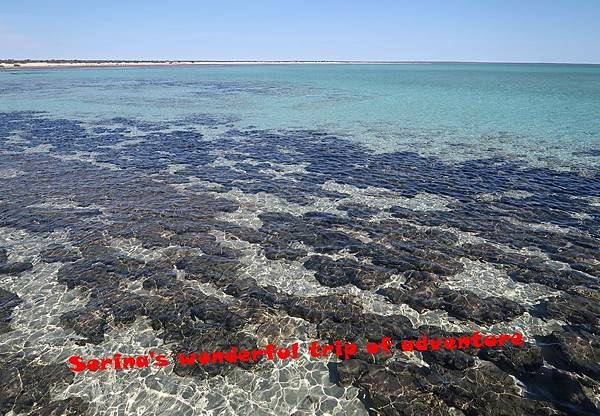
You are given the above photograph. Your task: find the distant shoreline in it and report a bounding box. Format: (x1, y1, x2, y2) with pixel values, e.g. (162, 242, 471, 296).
(1, 60, 416, 69)
(1, 60, 598, 69)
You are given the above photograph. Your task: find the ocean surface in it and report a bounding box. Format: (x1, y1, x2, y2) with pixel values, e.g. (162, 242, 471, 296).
(0, 64, 598, 415)
(2, 63, 600, 168)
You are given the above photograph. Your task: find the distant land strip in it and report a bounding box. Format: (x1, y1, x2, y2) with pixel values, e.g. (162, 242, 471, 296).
(2, 60, 422, 69)
(1, 60, 598, 69)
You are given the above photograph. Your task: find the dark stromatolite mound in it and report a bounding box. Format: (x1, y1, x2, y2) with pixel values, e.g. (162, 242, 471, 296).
(538, 329, 600, 380)
(573, 148, 600, 157)
(378, 285, 525, 325)
(402, 270, 441, 287)
(508, 265, 597, 292)
(337, 202, 381, 219)
(0, 253, 33, 275)
(523, 368, 600, 416)
(316, 313, 415, 344)
(422, 347, 476, 371)
(285, 294, 366, 324)
(0, 355, 89, 415)
(338, 358, 562, 416)
(478, 343, 544, 376)
(57, 255, 145, 289)
(23, 397, 90, 416)
(532, 292, 600, 334)
(176, 254, 242, 286)
(60, 308, 109, 344)
(337, 325, 596, 415)
(258, 211, 366, 255)
(39, 244, 81, 263)
(431, 362, 563, 416)
(303, 255, 394, 289)
(0, 288, 23, 334)
(339, 361, 456, 415)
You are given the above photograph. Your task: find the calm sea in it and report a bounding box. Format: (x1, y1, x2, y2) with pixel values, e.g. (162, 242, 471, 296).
(0, 63, 598, 416)
(1, 63, 599, 169)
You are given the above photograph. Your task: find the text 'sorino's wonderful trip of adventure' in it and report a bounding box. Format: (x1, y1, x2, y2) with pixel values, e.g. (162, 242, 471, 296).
(66, 332, 526, 372)
(1, 2, 599, 416)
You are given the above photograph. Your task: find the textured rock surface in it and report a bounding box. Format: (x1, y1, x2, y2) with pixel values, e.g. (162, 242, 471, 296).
(0, 111, 598, 415)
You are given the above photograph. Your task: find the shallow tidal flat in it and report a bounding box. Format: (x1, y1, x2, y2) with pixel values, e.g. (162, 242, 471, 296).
(0, 65, 599, 416)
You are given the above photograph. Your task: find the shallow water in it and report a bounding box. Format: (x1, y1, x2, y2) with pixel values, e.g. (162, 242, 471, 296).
(0, 64, 599, 415)
(2, 63, 600, 168)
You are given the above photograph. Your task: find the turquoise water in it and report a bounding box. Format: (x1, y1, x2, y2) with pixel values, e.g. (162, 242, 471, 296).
(1, 63, 599, 169)
(1, 64, 600, 415)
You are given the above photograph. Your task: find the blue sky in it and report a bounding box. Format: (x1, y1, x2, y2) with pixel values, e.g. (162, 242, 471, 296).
(1, 0, 599, 63)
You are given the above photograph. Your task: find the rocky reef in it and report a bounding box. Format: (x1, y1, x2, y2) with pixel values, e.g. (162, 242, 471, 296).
(0, 111, 598, 415)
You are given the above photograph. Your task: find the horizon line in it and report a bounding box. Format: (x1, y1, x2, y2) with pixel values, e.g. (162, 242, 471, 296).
(1, 59, 600, 66)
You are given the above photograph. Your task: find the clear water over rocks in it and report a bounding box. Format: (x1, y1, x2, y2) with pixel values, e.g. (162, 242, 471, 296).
(0, 64, 598, 415)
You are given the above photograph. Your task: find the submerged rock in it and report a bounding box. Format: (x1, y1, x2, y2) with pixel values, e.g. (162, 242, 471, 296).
(1, 111, 599, 415)
(304, 255, 394, 289)
(538, 329, 600, 380)
(0, 261, 33, 275)
(0, 356, 88, 415)
(378, 285, 525, 325)
(0, 288, 23, 334)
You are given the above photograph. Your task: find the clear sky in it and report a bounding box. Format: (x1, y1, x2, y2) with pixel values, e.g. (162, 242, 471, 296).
(1, 0, 599, 63)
